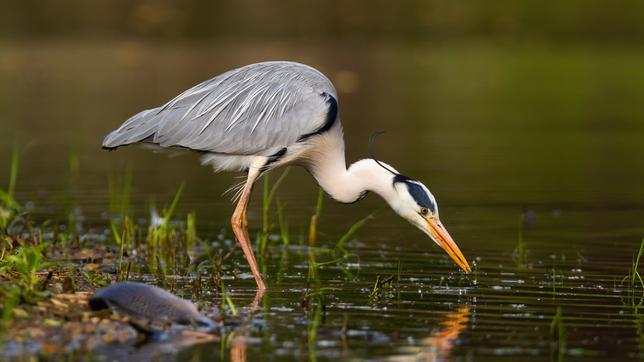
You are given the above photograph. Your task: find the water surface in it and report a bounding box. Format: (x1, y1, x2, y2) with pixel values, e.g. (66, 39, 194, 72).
(2, 41, 644, 360)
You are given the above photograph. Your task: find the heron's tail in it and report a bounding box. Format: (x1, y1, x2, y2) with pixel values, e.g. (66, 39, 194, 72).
(102, 108, 160, 150)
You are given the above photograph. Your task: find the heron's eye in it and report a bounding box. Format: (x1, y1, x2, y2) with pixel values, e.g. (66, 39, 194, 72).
(420, 207, 429, 216)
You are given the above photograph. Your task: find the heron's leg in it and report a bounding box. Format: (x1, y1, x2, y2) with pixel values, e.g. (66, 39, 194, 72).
(231, 166, 266, 290)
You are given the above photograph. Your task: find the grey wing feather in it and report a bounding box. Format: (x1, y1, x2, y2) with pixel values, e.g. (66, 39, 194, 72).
(103, 61, 338, 156)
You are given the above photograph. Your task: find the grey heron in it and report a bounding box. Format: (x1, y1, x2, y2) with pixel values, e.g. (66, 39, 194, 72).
(103, 61, 471, 290)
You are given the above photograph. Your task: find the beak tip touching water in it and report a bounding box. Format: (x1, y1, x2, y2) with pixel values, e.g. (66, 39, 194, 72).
(427, 218, 471, 273)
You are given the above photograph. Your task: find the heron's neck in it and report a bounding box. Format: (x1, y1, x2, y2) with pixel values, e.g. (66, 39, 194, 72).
(311, 157, 397, 204)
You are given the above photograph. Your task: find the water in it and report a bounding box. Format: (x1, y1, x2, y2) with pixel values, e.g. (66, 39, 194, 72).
(2, 40, 644, 360)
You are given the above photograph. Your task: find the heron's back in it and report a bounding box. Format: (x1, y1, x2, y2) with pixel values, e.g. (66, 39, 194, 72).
(102, 61, 340, 166)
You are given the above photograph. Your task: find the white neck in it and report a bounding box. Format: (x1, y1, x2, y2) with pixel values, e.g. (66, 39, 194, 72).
(309, 154, 398, 205)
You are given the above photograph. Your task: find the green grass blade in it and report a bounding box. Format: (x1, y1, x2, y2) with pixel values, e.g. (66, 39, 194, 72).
(7, 144, 18, 203)
(267, 167, 290, 207)
(308, 188, 324, 245)
(225, 296, 238, 316)
(277, 198, 290, 245)
(336, 213, 374, 249)
(163, 181, 185, 225)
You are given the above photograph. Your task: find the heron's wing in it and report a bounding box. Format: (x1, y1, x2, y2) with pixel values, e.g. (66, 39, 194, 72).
(103, 61, 338, 156)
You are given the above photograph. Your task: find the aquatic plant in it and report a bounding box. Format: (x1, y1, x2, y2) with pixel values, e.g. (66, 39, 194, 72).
(549, 306, 566, 361)
(276, 198, 290, 245)
(623, 237, 644, 291)
(307, 294, 324, 362)
(634, 306, 644, 358)
(110, 216, 138, 281)
(308, 188, 324, 245)
(80, 269, 112, 289)
(259, 167, 290, 254)
(63, 145, 81, 243)
(513, 210, 527, 267)
(225, 295, 237, 317)
(107, 167, 139, 279)
(335, 213, 373, 251)
(186, 211, 198, 251)
(0, 146, 20, 231)
(147, 182, 185, 274)
(0, 283, 20, 331)
(219, 280, 238, 317)
(0, 243, 53, 303)
(369, 275, 395, 301)
(108, 166, 132, 225)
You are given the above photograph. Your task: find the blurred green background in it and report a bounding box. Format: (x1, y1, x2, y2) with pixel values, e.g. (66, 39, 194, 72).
(1, 0, 643, 248)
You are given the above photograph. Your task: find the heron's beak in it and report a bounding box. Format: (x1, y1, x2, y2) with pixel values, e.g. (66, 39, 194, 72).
(427, 218, 471, 272)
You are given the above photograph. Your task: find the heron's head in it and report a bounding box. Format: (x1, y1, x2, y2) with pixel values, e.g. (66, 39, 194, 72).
(388, 174, 471, 272)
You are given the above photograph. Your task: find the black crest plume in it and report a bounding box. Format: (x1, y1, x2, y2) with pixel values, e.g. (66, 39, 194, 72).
(368, 131, 398, 176)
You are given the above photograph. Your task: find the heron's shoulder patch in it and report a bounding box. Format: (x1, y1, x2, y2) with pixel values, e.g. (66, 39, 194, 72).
(297, 92, 338, 142)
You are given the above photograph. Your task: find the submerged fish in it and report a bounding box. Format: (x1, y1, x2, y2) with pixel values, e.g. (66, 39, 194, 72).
(89, 282, 216, 330)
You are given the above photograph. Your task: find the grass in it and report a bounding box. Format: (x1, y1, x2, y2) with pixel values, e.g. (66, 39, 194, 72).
(186, 211, 198, 252)
(0, 151, 365, 282)
(307, 294, 324, 362)
(63, 145, 81, 242)
(513, 209, 527, 267)
(550, 306, 566, 361)
(308, 188, 324, 245)
(623, 237, 644, 291)
(369, 275, 395, 301)
(0, 284, 19, 331)
(255, 168, 369, 289)
(0, 146, 375, 359)
(219, 280, 238, 317)
(335, 213, 373, 251)
(0, 242, 53, 304)
(0, 145, 20, 230)
(108, 166, 132, 224)
(0, 155, 220, 353)
(259, 167, 291, 252)
(107, 167, 136, 279)
(147, 182, 185, 275)
(276, 198, 290, 246)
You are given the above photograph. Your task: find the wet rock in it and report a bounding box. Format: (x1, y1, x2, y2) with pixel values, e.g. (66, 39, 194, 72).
(89, 282, 215, 330)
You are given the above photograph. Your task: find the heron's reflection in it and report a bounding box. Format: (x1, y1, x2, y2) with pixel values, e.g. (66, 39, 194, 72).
(229, 334, 248, 362)
(224, 288, 264, 362)
(387, 306, 471, 362)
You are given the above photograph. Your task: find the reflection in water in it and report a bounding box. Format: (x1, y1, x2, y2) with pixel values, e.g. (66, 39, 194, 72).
(230, 334, 247, 362)
(386, 307, 471, 362)
(227, 289, 265, 362)
(421, 307, 471, 358)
